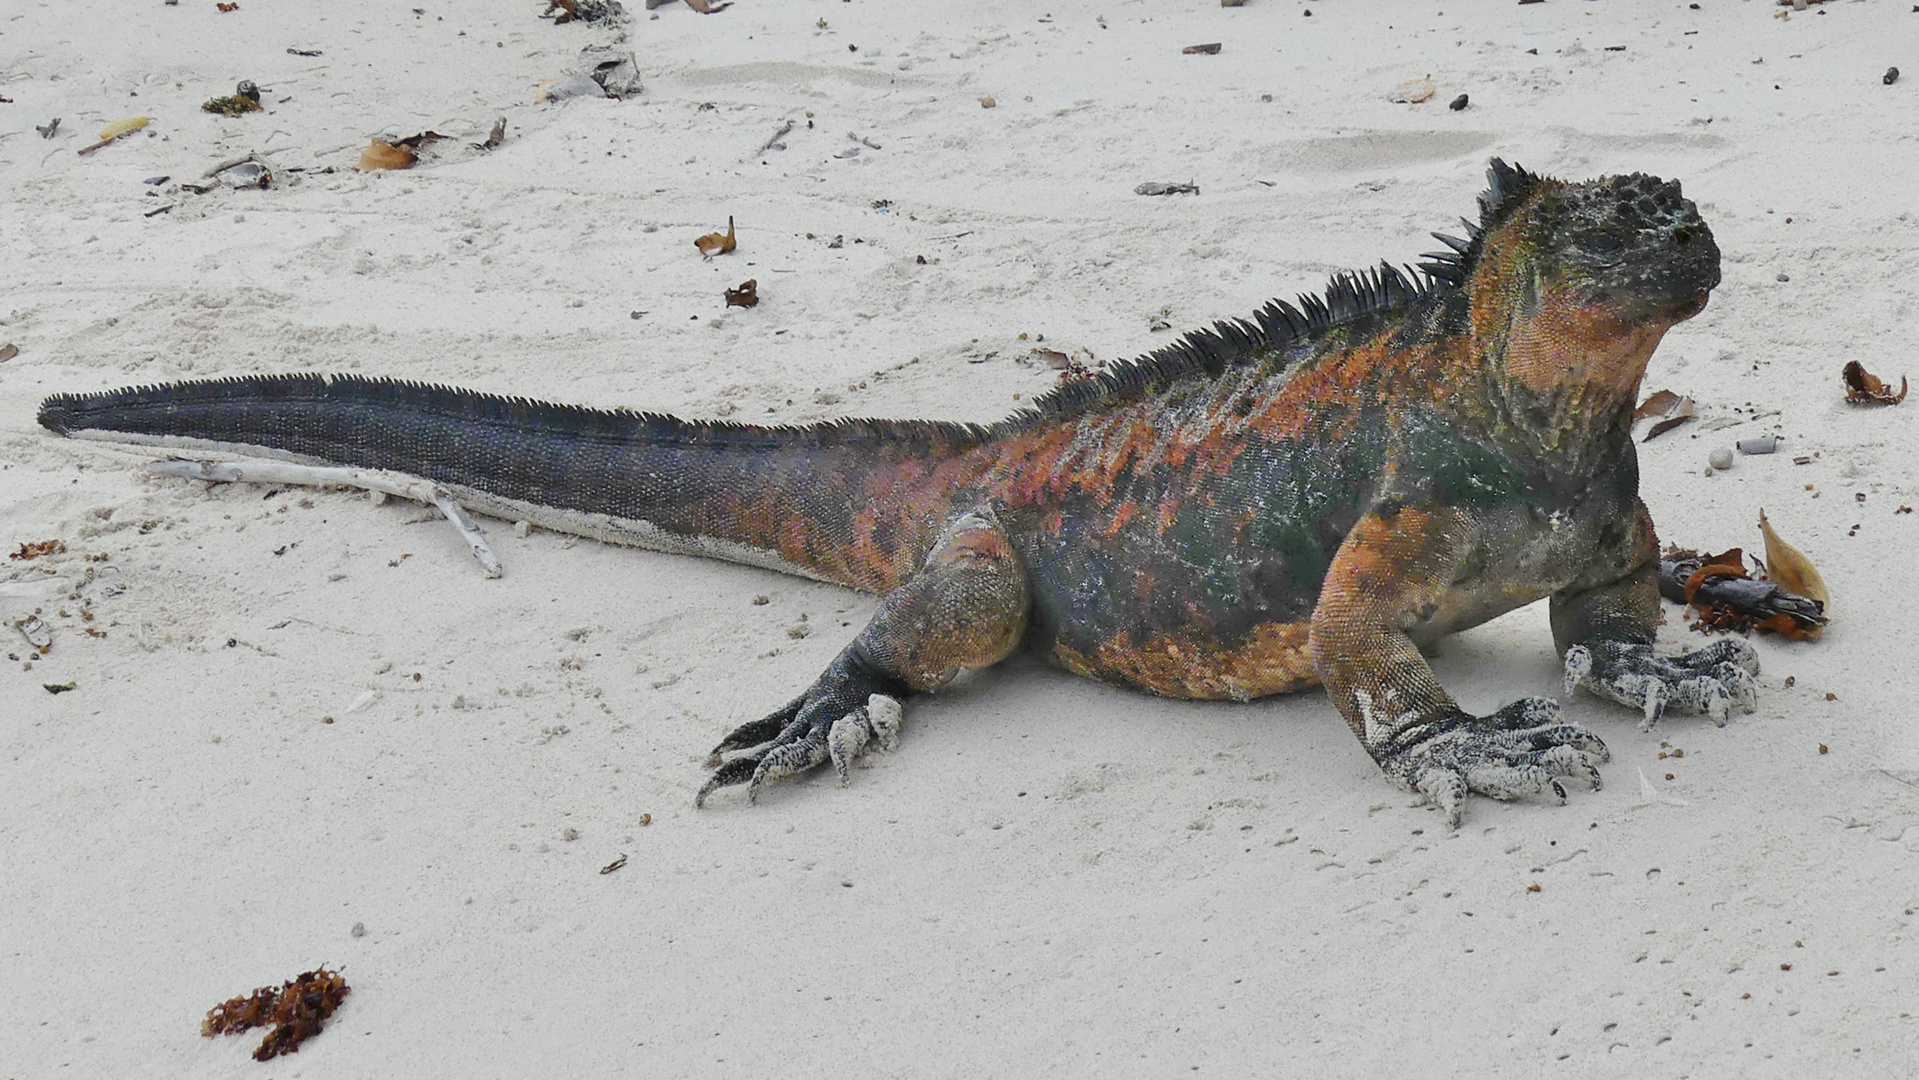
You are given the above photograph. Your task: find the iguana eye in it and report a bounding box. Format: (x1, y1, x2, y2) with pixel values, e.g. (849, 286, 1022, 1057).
(1575, 231, 1624, 258)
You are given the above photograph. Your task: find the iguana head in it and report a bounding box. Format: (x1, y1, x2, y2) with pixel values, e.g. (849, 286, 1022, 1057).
(1442, 160, 1721, 399)
(1520, 168, 1720, 322)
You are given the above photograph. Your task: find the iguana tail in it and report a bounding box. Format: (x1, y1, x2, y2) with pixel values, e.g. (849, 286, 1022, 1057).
(38, 374, 989, 590)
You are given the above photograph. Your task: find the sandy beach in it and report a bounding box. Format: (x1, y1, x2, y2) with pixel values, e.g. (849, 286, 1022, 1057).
(3, 0, 1917, 1075)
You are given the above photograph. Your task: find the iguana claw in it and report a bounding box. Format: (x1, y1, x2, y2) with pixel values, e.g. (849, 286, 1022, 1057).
(1564, 638, 1758, 731)
(1383, 697, 1609, 830)
(695, 678, 906, 807)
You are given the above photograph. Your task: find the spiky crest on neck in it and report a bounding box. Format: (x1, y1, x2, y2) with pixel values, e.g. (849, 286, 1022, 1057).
(1415, 158, 1552, 288)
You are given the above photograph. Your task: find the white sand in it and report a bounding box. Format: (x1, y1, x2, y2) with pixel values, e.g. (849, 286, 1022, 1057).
(4, 0, 1917, 1074)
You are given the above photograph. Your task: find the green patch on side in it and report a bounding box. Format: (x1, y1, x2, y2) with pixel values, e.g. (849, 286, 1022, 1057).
(1399, 413, 1532, 508)
(1244, 413, 1391, 591)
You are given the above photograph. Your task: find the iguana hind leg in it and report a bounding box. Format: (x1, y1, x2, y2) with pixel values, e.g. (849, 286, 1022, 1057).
(696, 509, 1030, 807)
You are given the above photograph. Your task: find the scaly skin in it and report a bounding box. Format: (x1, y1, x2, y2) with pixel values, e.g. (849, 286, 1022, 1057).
(38, 160, 1757, 826)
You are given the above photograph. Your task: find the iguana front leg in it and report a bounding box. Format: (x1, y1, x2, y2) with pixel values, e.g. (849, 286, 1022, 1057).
(1311, 503, 1608, 828)
(696, 509, 1030, 807)
(1555, 504, 1758, 729)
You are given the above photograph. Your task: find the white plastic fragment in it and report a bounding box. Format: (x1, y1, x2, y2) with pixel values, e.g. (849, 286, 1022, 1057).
(1388, 76, 1436, 103)
(14, 615, 53, 650)
(1630, 766, 1689, 809)
(538, 73, 607, 103)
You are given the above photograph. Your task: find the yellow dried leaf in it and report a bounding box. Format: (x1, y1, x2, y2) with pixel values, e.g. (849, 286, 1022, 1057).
(99, 116, 149, 140)
(1759, 509, 1827, 637)
(357, 139, 416, 171)
(695, 216, 737, 257)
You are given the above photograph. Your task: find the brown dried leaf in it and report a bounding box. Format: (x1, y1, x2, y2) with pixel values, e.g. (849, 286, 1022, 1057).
(1758, 510, 1827, 638)
(0, 343, 17, 363)
(1634, 389, 1695, 441)
(1182, 42, 1223, 55)
(1682, 548, 1747, 605)
(203, 985, 280, 1037)
(391, 130, 449, 150)
(356, 139, 415, 171)
(10, 539, 65, 561)
(1842, 360, 1907, 405)
(724, 279, 758, 308)
(695, 216, 737, 257)
(481, 117, 506, 149)
(204, 967, 350, 1060)
(1754, 612, 1815, 641)
(1634, 388, 1679, 419)
(201, 93, 261, 117)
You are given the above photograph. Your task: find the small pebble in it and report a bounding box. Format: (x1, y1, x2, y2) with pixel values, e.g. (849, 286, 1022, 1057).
(514, 520, 532, 538)
(1776, 273, 1791, 282)
(1886, 66, 1901, 86)
(1448, 93, 1469, 111)
(1709, 446, 1734, 470)
(350, 922, 366, 937)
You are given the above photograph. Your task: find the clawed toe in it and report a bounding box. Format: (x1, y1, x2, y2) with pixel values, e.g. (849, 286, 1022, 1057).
(826, 694, 905, 785)
(1390, 706, 1609, 829)
(1568, 639, 1761, 730)
(747, 732, 829, 804)
(700, 691, 907, 807)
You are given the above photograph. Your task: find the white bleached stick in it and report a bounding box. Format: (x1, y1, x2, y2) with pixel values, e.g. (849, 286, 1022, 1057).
(149, 458, 505, 578)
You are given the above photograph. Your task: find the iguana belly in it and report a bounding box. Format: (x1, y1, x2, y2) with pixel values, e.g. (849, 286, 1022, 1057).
(1046, 618, 1319, 701)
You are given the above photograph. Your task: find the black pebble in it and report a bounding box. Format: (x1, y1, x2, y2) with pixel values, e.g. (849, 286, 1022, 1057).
(1886, 67, 1901, 86)
(1448, 93, 1469, 111)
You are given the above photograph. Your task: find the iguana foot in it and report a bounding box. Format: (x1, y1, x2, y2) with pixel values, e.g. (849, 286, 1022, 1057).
(1563, 638, 1758, 731)
(1383, 698, 1609, 830)
(696, 655, 907, 806)
(695, 507, 1028, 807)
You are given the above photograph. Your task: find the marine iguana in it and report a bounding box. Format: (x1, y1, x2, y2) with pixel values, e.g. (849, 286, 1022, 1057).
(37, 159, 1758, 826)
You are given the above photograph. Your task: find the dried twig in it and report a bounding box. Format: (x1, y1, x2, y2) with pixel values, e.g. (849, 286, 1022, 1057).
(757, 119, 795, 155)
(150, 459, 504, 577)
